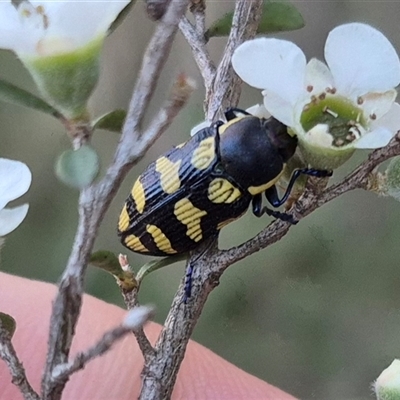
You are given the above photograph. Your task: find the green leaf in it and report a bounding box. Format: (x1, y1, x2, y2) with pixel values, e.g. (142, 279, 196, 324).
(92, 109, 126, 133)
(55, 145, 100, 189)
(0, 312, 16, 338)
(90, 250, 137, 291)
(258, 2, 305, 34)
(108, 0, 137, 34)
(206, 1, 304, 38)
(0, 78, 61, 118)
(90, 251, 124, 275)
(136, 254, 187, 283)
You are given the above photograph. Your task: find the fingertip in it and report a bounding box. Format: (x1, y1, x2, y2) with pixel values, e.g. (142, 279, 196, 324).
(0, 273, 296, 400)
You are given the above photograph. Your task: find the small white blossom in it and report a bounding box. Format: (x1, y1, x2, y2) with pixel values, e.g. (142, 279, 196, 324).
(374, 359, 400, 400)
(232, 23, 400, 166)
(0, 1, 129, 57)
(0, 1, 130, 118)
(0, 158, 32, 236)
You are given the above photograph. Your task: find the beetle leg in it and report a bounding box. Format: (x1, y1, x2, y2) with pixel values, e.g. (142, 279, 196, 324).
(268, 168, 333, 207)
(183, 262, 194, 303)
(252, 193, 266, 217)
(183, 235, 219, 303)
(252, 192, 298, 224)
(213, 120, 223, 164)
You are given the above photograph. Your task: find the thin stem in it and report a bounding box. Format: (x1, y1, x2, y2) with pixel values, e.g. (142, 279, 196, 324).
(0, 324, 40, 400)
(206, 0, 263, 120)
(41, 1, 190, 399)
(179, 16, 216, 88)
(138, 2, 264, 399)
(122, 0, 191, 138)
(217, 133, 400, 267)
(50, 306, 154, 383)
(120, 287, 155, 358)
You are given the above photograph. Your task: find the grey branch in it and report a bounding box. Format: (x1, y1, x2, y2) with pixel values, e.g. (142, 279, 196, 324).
(206, 0, 263, 120)
(119, 279, 155, 358)
(179, 16, 216, 88)
(40, 1, 191, 399)
(137, 1, 400, 399)
(138, 1, 264, 399)
(146, 133, 400, 398)
(179, 0, 263, 118)
(0, 324, 40, 400)
(50, 306, 154, 383)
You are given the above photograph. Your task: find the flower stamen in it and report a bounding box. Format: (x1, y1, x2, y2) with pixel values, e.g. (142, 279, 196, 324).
(17, 1, 48, 31)
(323, 107, 338, 118)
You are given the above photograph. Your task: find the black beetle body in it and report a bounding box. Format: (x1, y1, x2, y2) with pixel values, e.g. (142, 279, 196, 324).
(118, 109, 331, 256)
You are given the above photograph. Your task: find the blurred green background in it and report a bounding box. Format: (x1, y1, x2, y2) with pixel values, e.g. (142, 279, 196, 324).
(2, 1, 400, 399)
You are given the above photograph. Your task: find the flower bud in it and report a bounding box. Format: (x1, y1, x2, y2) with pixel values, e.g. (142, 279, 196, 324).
(385, 156, 400, 201)
(374, 359, 400, 400)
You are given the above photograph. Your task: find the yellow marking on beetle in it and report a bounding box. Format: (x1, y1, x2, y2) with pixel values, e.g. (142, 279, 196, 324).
(218, 115, 253, 135)
(124, 234, 148, 253)
(191, 137, 215, 170)
(207, 178, 242, 204)
(146, 224, 177, 254)
(131, 179, 146, 214)
(175, 142, 186, 149)
(218, 117, 241, 135)
(118, 205, 130, 232)
(247, 167, 285, 195)
(155, 157, 182, 194)
(174, 198, 207, 242)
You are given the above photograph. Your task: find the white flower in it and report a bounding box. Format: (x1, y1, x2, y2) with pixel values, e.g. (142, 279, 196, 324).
(232, 23, 400, 167)
(0, 158, 32, 236)
(0, 1, 130, 118)
(0, 1, 129, 57)
(374, 359, 400, 400)
(190, 104, 270, 136)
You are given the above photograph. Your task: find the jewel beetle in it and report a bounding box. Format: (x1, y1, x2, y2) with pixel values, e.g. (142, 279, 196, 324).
(118, 108, 332, 257)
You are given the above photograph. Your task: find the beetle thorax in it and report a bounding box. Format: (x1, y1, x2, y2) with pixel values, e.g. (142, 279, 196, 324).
(219, 116, 296, 193)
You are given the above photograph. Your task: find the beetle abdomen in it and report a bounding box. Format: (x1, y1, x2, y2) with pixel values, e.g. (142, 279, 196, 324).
(118, 125, 251, 256)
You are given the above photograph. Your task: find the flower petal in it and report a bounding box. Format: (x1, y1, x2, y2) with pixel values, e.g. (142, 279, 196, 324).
(370, 102, 400, 135)
(0, 1, 129, 55)
(354, 126, 394, 149)
(42, 1, 130, 46)
(305, 58, 334, 95)
(0, 159, 32, 210)
(245, 104, 271, 119)
(325, 23, 400, 97)
(262, 90, 298, 127)
(0, 204, 29, 236)
(360, 90, 398, 121)
(232, 38, 307, 105)
(305, 124, 333, 148)
(0, 3, 42, 53)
